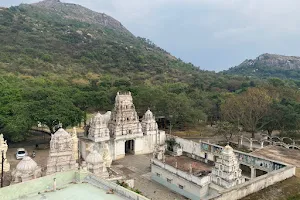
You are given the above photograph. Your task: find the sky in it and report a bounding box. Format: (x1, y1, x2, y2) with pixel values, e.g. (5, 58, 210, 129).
(2, 0, 300, 71)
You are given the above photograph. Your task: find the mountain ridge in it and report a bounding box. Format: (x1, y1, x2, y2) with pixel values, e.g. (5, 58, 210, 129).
(0, 0, 200, 84)
(28, 0, 130, 34)
(225, 53, 300, 80)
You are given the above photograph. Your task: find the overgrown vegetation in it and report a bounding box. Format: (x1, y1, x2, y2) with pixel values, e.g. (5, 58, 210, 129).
(1, 3, 300, 143)
(116, 180, 142, 195)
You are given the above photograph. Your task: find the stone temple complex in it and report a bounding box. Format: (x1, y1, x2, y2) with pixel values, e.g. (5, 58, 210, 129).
(46, 128, 78, 175)
(81, 91, 166, 161)
(0, 91, 297, 200)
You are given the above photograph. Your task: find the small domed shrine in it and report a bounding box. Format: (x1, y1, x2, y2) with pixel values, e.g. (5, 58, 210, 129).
(46, 128, 78, 175)
(12, 156, 41, 183)
(211, 145, 245, 188)
(86, 150, 109, 178)
(141, 109, 159, 135)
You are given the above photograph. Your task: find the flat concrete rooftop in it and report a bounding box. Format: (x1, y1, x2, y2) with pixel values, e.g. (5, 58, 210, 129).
(19, 183, 126, 200)
(252, 146, 300, 167)
(165, 155, 212, 176)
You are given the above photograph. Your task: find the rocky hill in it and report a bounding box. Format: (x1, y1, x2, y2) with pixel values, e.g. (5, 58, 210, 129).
(31, 0, 130, 34)
(225, 53, 300, 80)
(0, 0, 199, 83)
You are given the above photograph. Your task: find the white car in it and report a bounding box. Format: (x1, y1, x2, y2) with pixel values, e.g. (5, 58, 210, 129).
(16, 148, 27, 160)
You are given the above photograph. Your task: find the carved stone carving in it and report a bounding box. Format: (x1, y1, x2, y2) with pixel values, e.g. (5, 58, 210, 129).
(72, 127, 79, 160)
(108, 92, 143, 138)
(88, 112, 110, 142)
(12, 156, 41, 183)
(86, 150, 109, 178)
(46, 128, 78, 175)
(0, 134, 10, 172)
(102, 143, 112, 168)
(141, 109, 159, 134)
(211, 145, 245, 188)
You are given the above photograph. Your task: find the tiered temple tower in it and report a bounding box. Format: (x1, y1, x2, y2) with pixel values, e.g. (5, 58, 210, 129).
(88, 112, 110, 142)
(0, 134, 10, 172)
(141, 109, 159, 135)
(108, 92, 143, 139)
(211, 145, 245, 188)
(46, 128, 78, 175)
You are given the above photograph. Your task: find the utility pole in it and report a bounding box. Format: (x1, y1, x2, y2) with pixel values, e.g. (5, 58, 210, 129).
(1, 150, 4, 188)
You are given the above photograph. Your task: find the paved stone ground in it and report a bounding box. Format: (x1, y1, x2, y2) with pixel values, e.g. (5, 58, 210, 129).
(112, 154, 187, 200)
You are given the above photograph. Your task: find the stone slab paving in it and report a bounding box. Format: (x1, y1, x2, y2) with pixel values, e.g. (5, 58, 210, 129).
(112, 154, 186, 200)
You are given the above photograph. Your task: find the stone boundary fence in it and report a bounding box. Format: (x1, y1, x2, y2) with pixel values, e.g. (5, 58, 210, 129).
(239, 135, 300, 150)
(85, 174, 150, 200)
(208, 165, 296, 200)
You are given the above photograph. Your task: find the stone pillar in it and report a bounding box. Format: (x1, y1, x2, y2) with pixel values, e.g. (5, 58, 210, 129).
(0, 134, 10, 172)
(249, 138, 253, 151)
(250, 166, 256, 179)
(240, 135, 243, 147)
(189, 163, 193, 174)
(72, 127, 79, 160)
(293, 140, 295, 149)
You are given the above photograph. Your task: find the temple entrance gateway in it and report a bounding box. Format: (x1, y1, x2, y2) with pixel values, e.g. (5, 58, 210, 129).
(125, 140, 134, 154)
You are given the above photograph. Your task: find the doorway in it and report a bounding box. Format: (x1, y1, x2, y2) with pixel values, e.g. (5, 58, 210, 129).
(125, 140, 134, 154)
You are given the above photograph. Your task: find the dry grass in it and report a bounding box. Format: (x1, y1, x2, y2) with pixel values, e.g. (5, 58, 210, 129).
(172, 125, 217, 137)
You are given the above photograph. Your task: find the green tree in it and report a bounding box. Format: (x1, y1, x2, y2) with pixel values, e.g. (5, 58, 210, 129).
(221, 88, 272, 138)
(25, 88, 83, 133)
(216, 121, 240, 143)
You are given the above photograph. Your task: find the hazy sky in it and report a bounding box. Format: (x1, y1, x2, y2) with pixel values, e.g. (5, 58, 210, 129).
(2, 0, 300, 71)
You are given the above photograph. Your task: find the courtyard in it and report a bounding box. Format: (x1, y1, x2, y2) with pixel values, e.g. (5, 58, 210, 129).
(113, 154, 187, 200)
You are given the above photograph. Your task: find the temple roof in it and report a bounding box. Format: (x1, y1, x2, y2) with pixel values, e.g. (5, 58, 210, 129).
(54, 128, 70, 137)
(143, 109, 154, 121)
(222, 145, 234, 155)
(16, 156, 38, 172)
(86, 150, 103, 164)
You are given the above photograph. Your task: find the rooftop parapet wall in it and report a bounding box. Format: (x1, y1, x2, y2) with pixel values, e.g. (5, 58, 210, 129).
(85, 174, 150, 200)
(151, 158, 211, 187)
(208, 165, 296, 200)
(166, 135, 287, 172)
(0, 170, 80, 200)
(0, 169, 149, 200)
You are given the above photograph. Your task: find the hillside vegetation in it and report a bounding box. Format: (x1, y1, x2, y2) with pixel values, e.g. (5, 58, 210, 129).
(1, 0, 300, 142)
(225, 53, 300, 80)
